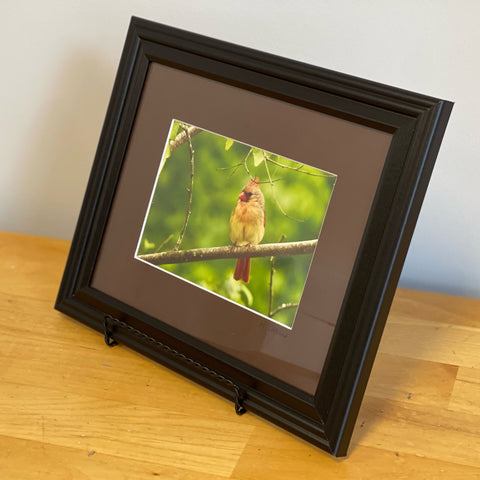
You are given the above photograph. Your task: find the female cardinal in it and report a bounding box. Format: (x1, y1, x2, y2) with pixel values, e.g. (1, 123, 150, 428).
(229, 177, 265, 283)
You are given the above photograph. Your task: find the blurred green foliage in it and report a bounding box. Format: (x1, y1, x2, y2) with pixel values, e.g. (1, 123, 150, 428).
(136, 121, 336, 327)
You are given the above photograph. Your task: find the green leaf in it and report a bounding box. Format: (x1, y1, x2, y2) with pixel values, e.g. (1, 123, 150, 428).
(143, 238, 155, 251)
(252, 148, 264, 167)
(165, 122, 181, 160)
(225, 138, 234, 151)
(169, 122, 180, 141)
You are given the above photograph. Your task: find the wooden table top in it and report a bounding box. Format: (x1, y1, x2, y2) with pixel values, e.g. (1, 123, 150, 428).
(1, 231, 479, 479)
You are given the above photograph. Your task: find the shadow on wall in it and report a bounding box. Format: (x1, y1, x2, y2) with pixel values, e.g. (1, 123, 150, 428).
(11, 51, 115, 239)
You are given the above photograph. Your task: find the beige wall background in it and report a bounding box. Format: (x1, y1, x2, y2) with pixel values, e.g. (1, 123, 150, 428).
(1, 0, 478, 299)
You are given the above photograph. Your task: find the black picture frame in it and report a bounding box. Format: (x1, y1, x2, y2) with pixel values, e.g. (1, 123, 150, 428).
(55, 16, 453, 457)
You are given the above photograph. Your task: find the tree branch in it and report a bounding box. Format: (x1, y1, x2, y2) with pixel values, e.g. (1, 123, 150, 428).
(169, 126, 201, 153)
(137, 239, 317, 266)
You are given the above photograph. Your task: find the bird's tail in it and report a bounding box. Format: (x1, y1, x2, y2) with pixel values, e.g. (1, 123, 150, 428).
(234, 257, 251, 283)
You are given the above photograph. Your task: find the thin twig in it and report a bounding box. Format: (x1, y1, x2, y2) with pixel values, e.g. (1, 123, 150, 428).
(137, 239, 317, 265)
(243, 148, 253, 178)
(270, 303, 299, 317)
(265, 157, 335, 177)
(268, 234, 285, 317)
(263, 152, 303, 222)
(268, 255, 275, 317)
(216, 148, 253, 178)
(155, 234, 173, 253)
(173, 127, 195, 251)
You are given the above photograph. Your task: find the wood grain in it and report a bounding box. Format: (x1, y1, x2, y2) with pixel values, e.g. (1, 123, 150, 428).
(1, 231, 479, 479)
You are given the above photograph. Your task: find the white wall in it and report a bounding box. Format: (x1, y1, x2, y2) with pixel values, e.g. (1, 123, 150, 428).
(2, 1, 479, 299)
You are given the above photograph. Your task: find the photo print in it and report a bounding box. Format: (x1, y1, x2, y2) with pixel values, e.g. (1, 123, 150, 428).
(135, 120, 337, 328)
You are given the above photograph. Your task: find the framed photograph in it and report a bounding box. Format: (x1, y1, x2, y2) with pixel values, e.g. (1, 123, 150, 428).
(56, 17, 453, 457)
